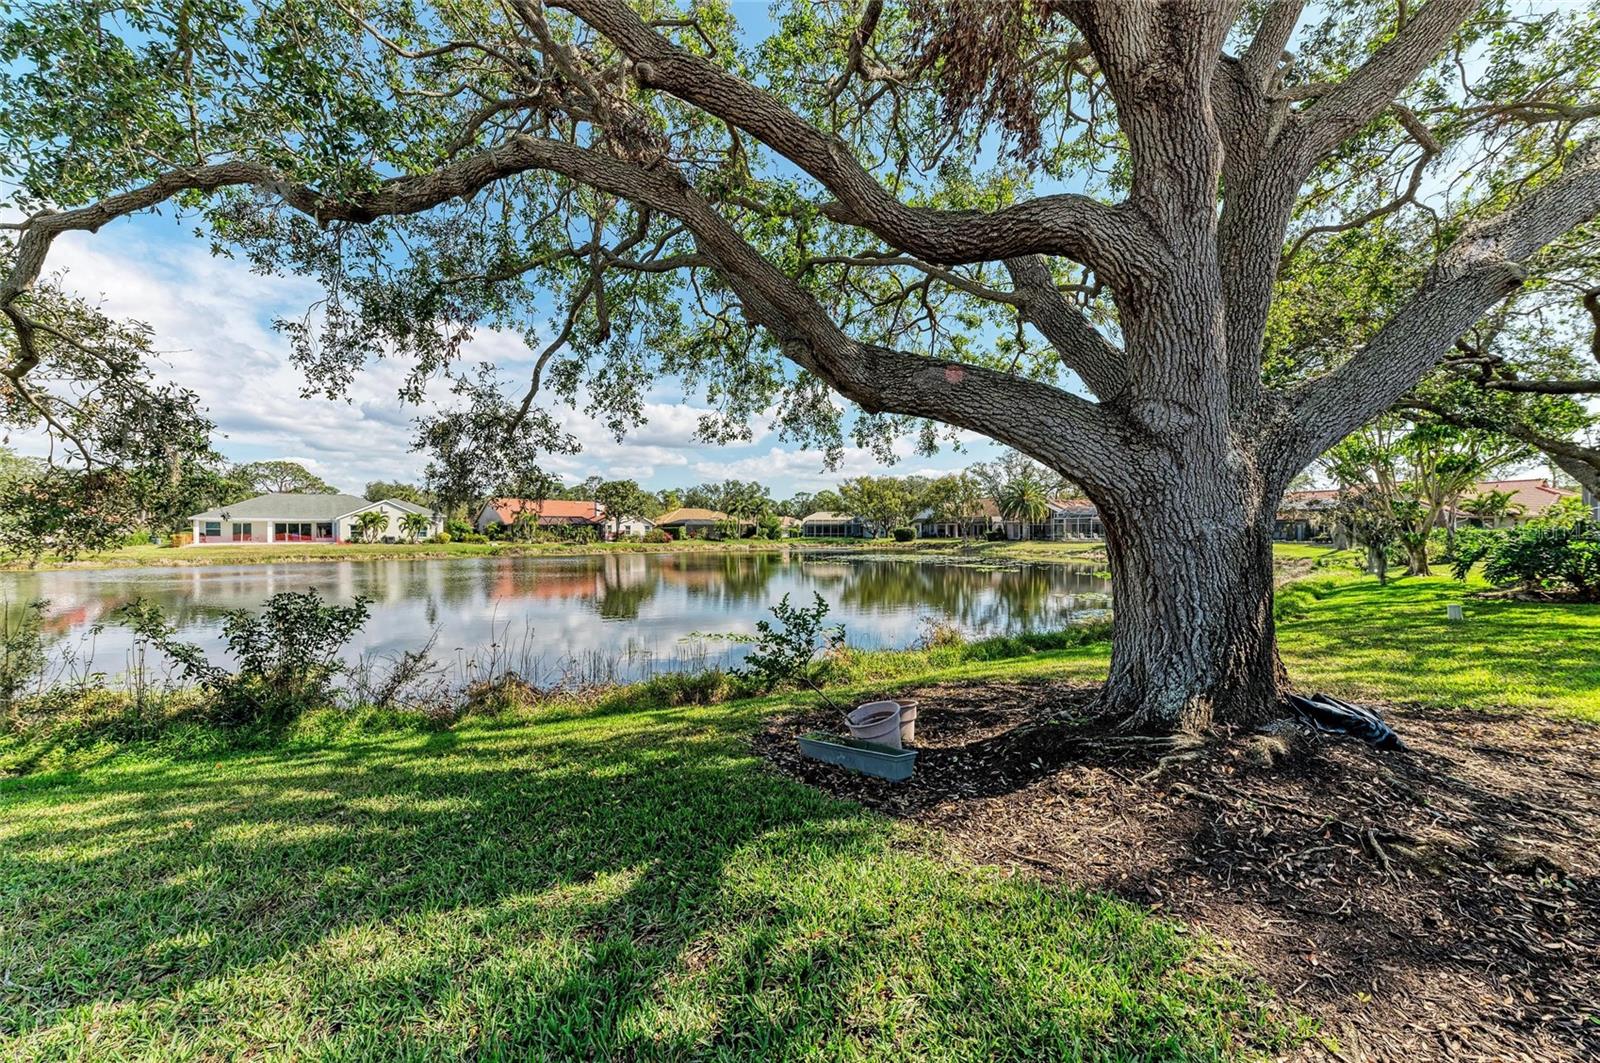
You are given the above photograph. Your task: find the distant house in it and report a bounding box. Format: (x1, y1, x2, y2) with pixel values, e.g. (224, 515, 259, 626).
(1275, 489, 1340, 542)
(776, 515, 803, 535)
(915, 499, 999, 539)
(800, 511, 868, 538)
(995, 498, 1103, 541)
(1461, 477, 1581, 527)
(655, 507, 732, 539)
(1049, 499, 1103, 540)
(610, 513, 656, 538)
(475, 498, 605, 533)
(187, 494, 441, 545)
(915, 497, 1103, 540)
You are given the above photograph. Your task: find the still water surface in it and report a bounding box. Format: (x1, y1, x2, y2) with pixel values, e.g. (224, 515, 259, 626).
(2, 550, 1112, 685)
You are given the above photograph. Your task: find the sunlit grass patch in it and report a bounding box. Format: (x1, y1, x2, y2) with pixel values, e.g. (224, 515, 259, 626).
(1278, 573, 1600, 719)
(0, 682, 1305, 1060)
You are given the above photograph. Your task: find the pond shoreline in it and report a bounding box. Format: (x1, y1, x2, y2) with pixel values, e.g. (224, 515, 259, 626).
(2, 536, 1113, 573)
(4, 548, 1118, 689)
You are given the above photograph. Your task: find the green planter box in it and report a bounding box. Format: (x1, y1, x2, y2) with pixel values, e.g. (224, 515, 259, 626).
(797, 732, 918, 781)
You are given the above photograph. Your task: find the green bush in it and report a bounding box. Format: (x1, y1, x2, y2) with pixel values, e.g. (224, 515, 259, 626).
(892, 526, 915, 542)
(644, 529, 673, 542)
(986, 529, 1008, 542)
(117, 589, 373, 725)
(445, 518, 474, 538)
(1, 599, 47, 713)
(735, 593, 845, 700)
(460, 532, 489, 544)
(1454, 518, 1600, 599)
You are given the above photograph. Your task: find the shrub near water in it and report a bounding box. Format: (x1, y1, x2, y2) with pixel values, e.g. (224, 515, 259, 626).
(1, 599, 47, 713)
(116, 589, 372, 725)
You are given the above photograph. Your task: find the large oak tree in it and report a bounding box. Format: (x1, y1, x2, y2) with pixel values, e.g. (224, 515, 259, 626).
(3, 0, 1598, 731)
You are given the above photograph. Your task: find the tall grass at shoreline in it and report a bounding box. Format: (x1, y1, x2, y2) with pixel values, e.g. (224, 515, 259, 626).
(0, 614, 1114, 777)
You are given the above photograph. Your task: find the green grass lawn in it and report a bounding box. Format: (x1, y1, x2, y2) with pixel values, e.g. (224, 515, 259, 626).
(1277, 574, 1600, 719)
(1, 666, 1299, 1060)
(3, 567, 1593, 1059)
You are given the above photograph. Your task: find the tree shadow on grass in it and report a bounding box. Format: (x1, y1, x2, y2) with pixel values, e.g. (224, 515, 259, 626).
(0, 705, 1290, 1061)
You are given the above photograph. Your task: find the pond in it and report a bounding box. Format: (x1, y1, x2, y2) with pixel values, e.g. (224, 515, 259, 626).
(1, 550, 1112, 687)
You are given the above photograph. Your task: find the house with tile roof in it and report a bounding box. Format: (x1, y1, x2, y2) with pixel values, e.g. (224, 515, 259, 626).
(1460, 477, 1581, 527)
(474, 497, 606, 534)
(1274, 488, 1340, 541)
(654, 507, 738, 539)
(187, 494, 441, 545)
(800, 511, 868, 538)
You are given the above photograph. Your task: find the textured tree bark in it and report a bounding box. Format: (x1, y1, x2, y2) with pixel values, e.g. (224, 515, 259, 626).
(1092, 460, 1286, 733)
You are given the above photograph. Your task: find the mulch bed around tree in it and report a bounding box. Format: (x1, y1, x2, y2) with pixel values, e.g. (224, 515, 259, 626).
(754, 681, 1600, 1062)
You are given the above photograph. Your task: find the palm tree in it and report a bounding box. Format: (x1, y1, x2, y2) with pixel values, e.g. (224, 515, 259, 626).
(352, 510, 388, 543)
(399, 511, 431, 542)
(997, 478, 1051, 537)
(1459, 489, 1521, 527)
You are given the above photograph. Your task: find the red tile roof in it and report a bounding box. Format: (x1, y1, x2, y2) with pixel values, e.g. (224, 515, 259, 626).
(485, 498, 603, 524)
(1468, 478, 1577, 516)
(655, 507, 728, 525)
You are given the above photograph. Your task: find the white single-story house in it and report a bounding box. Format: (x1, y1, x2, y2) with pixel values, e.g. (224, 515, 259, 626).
(610, 514, 656, 538)
(186, 493, 442, 545)
(915, 498, 1103, 541)
(915, 499, 1001, 539)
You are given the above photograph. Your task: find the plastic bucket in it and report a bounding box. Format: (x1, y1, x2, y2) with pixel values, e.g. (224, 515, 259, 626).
(896, 699, 919, 743)
(845, 701, 902, 749)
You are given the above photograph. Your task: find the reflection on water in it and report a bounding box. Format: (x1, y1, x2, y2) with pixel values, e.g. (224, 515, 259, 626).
(1, 550, 1111, 684)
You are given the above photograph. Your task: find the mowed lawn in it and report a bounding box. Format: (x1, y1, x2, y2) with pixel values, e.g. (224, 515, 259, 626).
(2, 571, 1594, 1059)
(1, 692, 1295, 1061)
(1277, 574, 1600, 719)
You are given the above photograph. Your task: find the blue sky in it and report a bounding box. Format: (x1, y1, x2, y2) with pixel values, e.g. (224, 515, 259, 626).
(20, 2, 1570, 496)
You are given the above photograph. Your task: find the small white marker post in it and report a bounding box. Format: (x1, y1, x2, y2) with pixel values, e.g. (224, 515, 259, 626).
(1446, 603, 1464, 622)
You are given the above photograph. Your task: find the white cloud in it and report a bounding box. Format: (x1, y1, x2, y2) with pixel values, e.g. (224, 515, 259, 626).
(691, 438, 972, 490)
(31, 221, 1003, 494)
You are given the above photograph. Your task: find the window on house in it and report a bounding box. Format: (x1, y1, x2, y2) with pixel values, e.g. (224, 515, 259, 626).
(232, 522, 252, 540)
(203, 521, 221, 537)
(315, 522, 334, 539)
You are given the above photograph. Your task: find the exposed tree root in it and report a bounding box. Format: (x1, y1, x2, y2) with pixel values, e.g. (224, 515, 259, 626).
(758, 677, 1600, 1060)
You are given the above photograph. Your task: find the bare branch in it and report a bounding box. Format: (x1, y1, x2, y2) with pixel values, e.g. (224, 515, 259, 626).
(1003, 256, 1127, 400)
(1480, 378, 1600, 394)
(1238, 0, 1307, 88)
(1281, 108, 1440, 267)
(1586, 285, 1600, 364)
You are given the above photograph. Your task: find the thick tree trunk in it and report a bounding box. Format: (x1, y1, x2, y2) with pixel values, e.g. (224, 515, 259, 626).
(1405, 540, 1431, 576)
(1094, 475, 1286, 734)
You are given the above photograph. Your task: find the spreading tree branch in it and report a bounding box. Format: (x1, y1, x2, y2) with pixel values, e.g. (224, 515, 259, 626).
(547, 0, 1163, 288)
(1280, 139, 1600, 467)
(1289, 0, 1479, 164)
